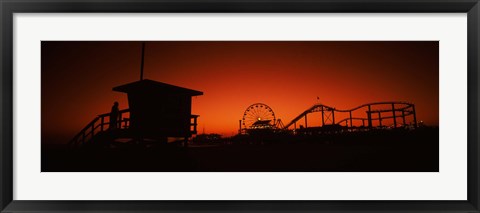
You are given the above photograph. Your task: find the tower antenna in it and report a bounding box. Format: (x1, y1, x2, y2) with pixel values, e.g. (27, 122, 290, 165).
(140, 42, 146, 80)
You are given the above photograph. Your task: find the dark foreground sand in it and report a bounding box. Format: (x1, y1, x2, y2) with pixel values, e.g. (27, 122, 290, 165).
(42, 128, 439, 172)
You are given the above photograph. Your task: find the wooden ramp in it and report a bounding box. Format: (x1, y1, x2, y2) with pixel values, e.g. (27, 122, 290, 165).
(69, 109, 131, 148)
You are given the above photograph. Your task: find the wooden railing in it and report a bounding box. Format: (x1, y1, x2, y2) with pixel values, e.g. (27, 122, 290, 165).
(69, 109, 200, 147)
(191, 115, 199, 134)
(69, 109, 130, 147)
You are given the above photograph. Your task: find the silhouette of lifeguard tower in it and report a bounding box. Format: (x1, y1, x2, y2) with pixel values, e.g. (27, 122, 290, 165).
(69, 42, 203, 147)
(113, 79, 203, 142)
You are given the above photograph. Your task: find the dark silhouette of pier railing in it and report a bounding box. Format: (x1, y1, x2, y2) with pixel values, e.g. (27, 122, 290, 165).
(69, 108, 199, 147)
(284, 102, 417, 131)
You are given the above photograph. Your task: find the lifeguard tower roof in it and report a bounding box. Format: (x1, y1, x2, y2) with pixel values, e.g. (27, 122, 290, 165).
(113, 79, 203, 96)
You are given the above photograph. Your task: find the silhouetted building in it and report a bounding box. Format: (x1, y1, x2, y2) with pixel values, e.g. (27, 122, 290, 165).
(113, 79, 203, 141)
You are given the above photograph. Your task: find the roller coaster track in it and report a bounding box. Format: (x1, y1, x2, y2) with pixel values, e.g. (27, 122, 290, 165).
(284, 101, 417, 129)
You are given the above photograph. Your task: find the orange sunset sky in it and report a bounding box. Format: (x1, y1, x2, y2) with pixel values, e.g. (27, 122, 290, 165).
(41, 41, 439, 143)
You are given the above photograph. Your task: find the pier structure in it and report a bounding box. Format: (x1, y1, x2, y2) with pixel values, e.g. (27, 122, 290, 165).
(284, 102, 417, 134)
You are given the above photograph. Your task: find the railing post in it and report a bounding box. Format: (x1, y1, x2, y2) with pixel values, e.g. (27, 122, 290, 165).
(101, 116, 104, 131)
(193, 116, 197, 133)
(118, 113, 122, 129)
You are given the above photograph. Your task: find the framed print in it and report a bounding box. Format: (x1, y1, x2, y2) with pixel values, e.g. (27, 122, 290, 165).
(1, 0, 480, 212)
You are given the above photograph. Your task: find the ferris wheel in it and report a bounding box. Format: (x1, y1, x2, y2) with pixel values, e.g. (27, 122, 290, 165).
(242, 103, 276, 129)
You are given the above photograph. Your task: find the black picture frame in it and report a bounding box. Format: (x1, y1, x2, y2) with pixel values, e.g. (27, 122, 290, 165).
(1, 0, 479, 212)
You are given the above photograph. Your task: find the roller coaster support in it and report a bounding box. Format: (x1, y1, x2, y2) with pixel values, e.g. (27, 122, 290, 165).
(349, 111, 353, 128)
(239, 120, 242, 134)
(367, 105, 372, 128)
(378, 112, 382, 127)
(305, 114, 308, 128)
(392, 103, 397, 128)
(284, 101, 418, 131)
(413, 105, 417, 127)
(331, 108, 335, 124)
(321, 107, 325, 126)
